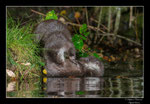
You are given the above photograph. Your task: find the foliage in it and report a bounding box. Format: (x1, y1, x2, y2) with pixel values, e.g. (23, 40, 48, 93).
(72, 24, 103, 60)
(7, 18, 44, 79)
(45, 10, 58, 20)
(93, 53, 103, 60)
(72, 24, 88, 52)
(72, 24, 89, 51)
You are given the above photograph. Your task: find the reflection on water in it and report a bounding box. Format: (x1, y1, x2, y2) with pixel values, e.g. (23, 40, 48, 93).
(46, 77, 104, 98)
(7, 77, 143, 98)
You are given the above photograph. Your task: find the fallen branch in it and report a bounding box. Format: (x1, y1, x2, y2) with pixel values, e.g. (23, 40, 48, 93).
(97, 33, 142, 46)
(65, 22, 142, 46)
(31, 9, 46, 16)
(64, 21, 106, 33)
(31, 9, 142, 46)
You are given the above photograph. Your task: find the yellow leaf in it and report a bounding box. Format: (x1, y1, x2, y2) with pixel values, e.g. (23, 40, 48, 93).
(43, 77, 47, 83)
(108, 59, 111, 62)
(60, 10, 66, 15)
(74, 12, 81, 19)
(43, 69, 47, 75)
(110, 55, 115, 61)
(116, 76, 121, 78)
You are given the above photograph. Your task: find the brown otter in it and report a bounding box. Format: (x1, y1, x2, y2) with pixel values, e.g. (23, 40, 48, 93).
(79, 56, 104, 77)
(34, 20, 104, 77)
(34, 20, 76, 66)
(45, 58, 82, 77)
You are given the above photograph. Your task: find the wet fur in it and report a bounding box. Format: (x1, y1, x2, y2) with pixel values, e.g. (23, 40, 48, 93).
(34, 20, 104, 77)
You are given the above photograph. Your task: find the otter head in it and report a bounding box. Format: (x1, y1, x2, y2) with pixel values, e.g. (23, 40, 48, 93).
(79, 56, 104, 76)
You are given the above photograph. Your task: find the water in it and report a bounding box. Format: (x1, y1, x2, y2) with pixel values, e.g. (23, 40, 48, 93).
(7, 77, 143, 98)
(7, 58, 143, 98)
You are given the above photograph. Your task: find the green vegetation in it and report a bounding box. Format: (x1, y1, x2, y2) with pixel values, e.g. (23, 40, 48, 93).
(72, 24, 103, 60)
(45, 10, 58, 20)
(7, 17, 44, 80)
(45, 10, 103, 60)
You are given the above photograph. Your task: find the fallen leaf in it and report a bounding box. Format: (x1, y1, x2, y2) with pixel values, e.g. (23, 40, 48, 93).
(43, 77, 47, 83)
(116, 76, 121, 78)
(110, 55, 115, 61)
(134, 48, 140, 54)
(103, 56, 108, 61)
(58, 17, 65, 22)
(108, 58, 111, 62)
(6, 81, 16, 92)
(74, 12, 81, 19)
(43, 69, 47, 75)
(21, 62, 31, 66)
(6, 69, 16, 78)
(60, 10, 66, 15)
(98, 53, 103, 58)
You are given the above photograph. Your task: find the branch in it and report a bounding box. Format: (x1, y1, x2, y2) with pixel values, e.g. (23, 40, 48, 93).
(97, 33, 142, 46)
(64, 21, 106, 33)
(31, 9, 142, 47)
(31, 9, 46, 16)
(64, 22, 142, 46)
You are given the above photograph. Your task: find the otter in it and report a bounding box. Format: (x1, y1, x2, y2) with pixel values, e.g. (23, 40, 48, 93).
(45, 58, 82, 77)
(34, 20, 104, 77)
(34, 20, 76, 66)
(79, 56, 104, 77)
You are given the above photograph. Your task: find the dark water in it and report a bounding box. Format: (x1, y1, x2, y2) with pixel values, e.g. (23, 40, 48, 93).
(7, 77, 143, 98)
(7, 58, 143, 98)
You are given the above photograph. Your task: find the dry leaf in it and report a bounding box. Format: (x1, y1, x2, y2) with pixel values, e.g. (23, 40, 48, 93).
(6, 69, 16, 78)
(21, 62, 31, 66)
(74, 12, 81, 19)
(110, 55, 115, 61)
(6, 81, 16, 92)
(43, 77, 47, 83)
(134, 48, 140, 54)
(60, 10, 66, 15)
(59, 17, 65, 22)
(98, 53, 103, 58)
(103, 56, 108, 61)
(116, 76, 121, 78)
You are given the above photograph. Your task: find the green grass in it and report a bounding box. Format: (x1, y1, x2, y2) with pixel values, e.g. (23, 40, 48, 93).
(7, 18, 44, 80)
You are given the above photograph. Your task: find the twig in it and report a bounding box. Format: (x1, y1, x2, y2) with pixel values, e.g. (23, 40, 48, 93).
(31, 9, 142, 46)
(64, 21, 106, 33)
(64, 21, 141, 46)
(90, 17, 109, 31)
(97, 33, 142, 46)
(31, 9, 46, 16)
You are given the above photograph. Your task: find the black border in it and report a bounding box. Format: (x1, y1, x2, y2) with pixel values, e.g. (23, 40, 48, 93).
(1, 0, 145, 104)
(1, 0, 144, 6)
